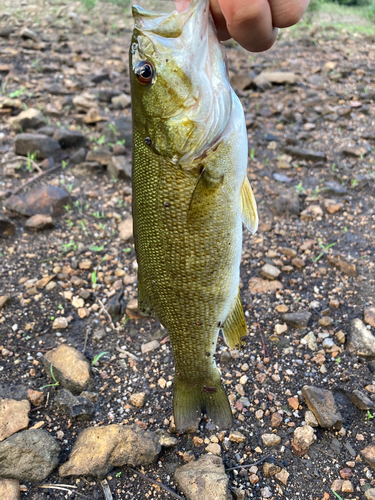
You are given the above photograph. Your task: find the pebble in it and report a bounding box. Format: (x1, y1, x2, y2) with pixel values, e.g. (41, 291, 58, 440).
(205, 442, 221, 455)
(364, 306, 375, 328)
(282, 311, 311, 328)
(275, 469, 289, 485)
(24, 214, 54, 231)
(54, 388, 95, 421)
(318, 316, 334, 327)
(293, 425, 316, 451)
(43, 344, 93, 394)
(154, 429, 178, 448)
(260, 263, 281, 280)
(175, 454, 230, 500)
(27, 389, 44, 407)
(60, 424, 161, 476)
(365, 489, 375, 500)
(274, 323, 288, 335)
(0, 429, 60, 482)
(263, 462, 281, 477)
(261, 486, 273, 498)
(305, 410, 318, 427)
(0, 295, 11, 310)
(0, 399, 30, 441)
(350, 390, 375, 410)
(341, 480, 354, 493)
(118, 218, 133, 242)
(141, 340, 160, 354)
(0, 479, 20, 500)
(129, 392, 147, 408)
(229, 431, 246, 443)
(347, 318, 375, 359)
(302, 385, 342, 429)
(361, 443, 375, 470)
(261, 433, 281, 447)
(271, 412, 283, 428)
(327, 255, 357, 277)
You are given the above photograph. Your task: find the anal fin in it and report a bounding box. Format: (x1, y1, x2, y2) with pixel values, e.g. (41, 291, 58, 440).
(241, 175, 258, 234)
(222, 291, 247, 349)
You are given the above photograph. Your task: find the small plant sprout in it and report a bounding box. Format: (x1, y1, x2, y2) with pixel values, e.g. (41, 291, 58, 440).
(62, 160, 68, 170)
(91, 269, 97, 288)
(121, 314, 129, 326)
(92, 352, 109, 366)
(40, 364, 60, 390)
(312, 186, 320, 199)
(250, 147, 255, 160)
(115, 472, 122, 478)
(26, 151, 39, 172)
(90, 244, 104, 252)
(312, 238, 337, 263)
(93, 210, 105, 219)
(351, 178, 358, 188)
(331, 491, 344, 500)
(294, 182, 305, 195)
(365, 410, 374, 420)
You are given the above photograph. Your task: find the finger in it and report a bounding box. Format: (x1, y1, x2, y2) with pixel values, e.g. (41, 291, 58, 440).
(216, 0, 277, 52)
(268, 0, 310, 28)
(210, 0, 231, 41)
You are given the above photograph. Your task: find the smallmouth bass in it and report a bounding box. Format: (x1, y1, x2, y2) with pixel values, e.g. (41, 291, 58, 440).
(130, 0, 258, 431)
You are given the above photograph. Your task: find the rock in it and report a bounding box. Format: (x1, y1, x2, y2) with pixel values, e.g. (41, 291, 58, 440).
(293, 425, 315, 451)
(154, 429, 178, 448)
(84, 107, 109, 124)
(365, 488, 375, 500)
(271, 412, 283, 428)
(233, 487, 245, 500)
(229, 431, 246, 443)
(282, 311, 311, 329)
(0, 399, 30, 441)
(141, 340, 160, 354)
(361, 443, 375, 470)
(205, 443, 221, 455)
(261, 486, 272, 498)
(302, 386, 342, 429)
(350, 390, 375, 411)
(118, 218, 133, 242)
(86, 147, 112, 166)
(27, 389, 44, 407)
(318, 316, 334, 327)
(0, 479, 20, 500)
(53, 128, 86, 149)
(73, 162, 103, 176)
(0, 214, 15, 237)
(327, 255, 357, 277)
(342, 480, 353, 493)
(0, 26, 14, 38)
(59, 424, 161, 476)
(103, 117, 132, 147)
(263, 462, 281, 477)
(342, 146, 368, 158)
(107, 156, 132, 180)
(129, 392, 147, 408)
(52, 317, 68, 330)
(302, 332, 317, 351)
(254, 71, 297, 90)
(324, 199, 343, 214)
(0, 295, 11, 309)
(91, 70, 110, 84)
(0, 429, 60, 482)
(274, 323, 288, 335)
(347, 318, 375, 359)
(24, 214, 54, 231)
(283, 146, 326, 162)
(175, 454, 231, 500)
(97, 89, 122, 102)
(272, 189, 300, 216)
(300, 205, 323, 220)
(331, 479, 344, 492)
(248, 277, 283, 294)
(261, 433, 281, 447)
(230, 72, 253, 92)
(323, 181, 347, 196)
(111, 93, 131, 109)
(305, 410, 318, 427)
(5, 185, 70, 218)
(260, 263, 281, 280)
(70, 147, 87, 165)
(14, 133, 61, 159)
(364, 307, 375, 328)
(43, 344, 93, 394)
(20, 27, 39, 41)
(54, 388, 95, 421)
(8, 108, 44, 131)
(275, 469, 289, 485)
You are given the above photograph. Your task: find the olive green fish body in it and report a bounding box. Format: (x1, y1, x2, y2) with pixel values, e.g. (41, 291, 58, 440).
(130, 0, 258, 431)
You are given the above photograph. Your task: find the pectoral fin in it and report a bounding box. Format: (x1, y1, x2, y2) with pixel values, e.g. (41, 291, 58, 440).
(222, 291, 247, 349)
(138, 278, 155, 317)
(241, 176, 258, 234)
(187, 166, 223, 224)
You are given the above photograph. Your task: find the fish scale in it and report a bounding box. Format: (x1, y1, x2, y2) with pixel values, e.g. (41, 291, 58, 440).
(130, 0, 258, 431)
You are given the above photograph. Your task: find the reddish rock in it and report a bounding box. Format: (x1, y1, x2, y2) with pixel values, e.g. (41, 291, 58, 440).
(5, 185, 70, 217)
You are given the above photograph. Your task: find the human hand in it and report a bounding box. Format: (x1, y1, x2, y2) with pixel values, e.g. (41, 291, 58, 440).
(210, 0, 310, 52)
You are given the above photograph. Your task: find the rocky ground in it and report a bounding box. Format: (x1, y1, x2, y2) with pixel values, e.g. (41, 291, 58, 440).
(0, 1, 375, 499)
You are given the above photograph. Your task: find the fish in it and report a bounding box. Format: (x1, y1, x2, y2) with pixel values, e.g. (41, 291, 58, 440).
(130, 0, 258, 432)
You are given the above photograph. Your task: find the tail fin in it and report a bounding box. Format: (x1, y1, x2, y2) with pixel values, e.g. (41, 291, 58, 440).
(173, 370, 232, 432)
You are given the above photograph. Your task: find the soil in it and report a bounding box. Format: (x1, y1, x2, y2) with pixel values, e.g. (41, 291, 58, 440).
(0, 1, 375, 499)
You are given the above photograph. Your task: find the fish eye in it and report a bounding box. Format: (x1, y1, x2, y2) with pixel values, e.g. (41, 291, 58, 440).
(134, 61, 155, 85)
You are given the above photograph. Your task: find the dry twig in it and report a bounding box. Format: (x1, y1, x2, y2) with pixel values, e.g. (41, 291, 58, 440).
(11, 164, 61, 195)
(127, 467, 184, 500)
(100, 479, 113, 500)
